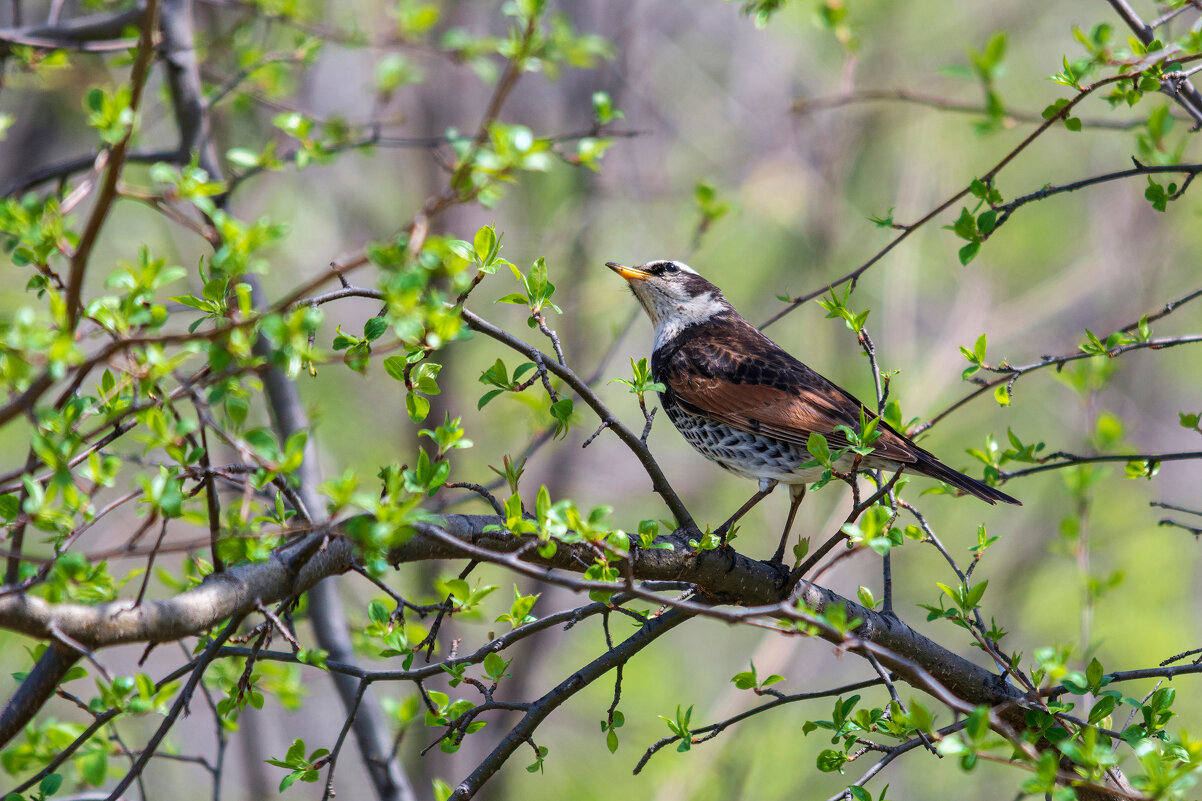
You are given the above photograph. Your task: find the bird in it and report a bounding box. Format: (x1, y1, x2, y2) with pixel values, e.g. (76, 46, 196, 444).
(606, 259, 1020, 564)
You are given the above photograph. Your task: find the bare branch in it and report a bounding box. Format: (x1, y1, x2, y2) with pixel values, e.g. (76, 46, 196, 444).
(64, 1, 161, 329)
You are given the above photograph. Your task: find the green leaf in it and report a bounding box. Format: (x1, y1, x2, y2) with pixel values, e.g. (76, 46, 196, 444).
(78, 748, 107, 785)
(406, 392, 430, 422)
(816, 749, 848, 773)
(226, 147, 260, 168)
(958, 241, 981, 265)
(483, 652, 508, 681)
(550, 398, 574, 436)
(477, 389, 504, 410)
(966, 579, 988, 607)
(383, 355, 407, 381)
(474, 225, 497, 262)
(364, 316, 388, 341)
(297, 649, 328, 669)
(806, 432, 831, 466)
(731, 668, 757, 690)
(368, 600, 390, 624)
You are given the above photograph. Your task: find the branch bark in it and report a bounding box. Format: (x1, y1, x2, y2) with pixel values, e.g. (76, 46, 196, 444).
(0, 6, 145, 55)
(0, 515, 1024, 732)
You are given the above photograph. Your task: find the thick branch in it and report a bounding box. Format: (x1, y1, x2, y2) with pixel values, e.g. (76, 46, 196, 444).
(159, 0, 220, 176)
(449, 606, 694, 800)
(0, 6, 145, 55)
(0, 515, 1030, 749)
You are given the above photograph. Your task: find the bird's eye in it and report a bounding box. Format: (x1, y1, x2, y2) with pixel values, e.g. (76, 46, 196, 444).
(663, 263, 679, 274)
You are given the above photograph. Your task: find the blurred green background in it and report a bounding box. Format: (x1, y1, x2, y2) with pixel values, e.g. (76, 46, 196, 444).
(2, 0, 1201, 798)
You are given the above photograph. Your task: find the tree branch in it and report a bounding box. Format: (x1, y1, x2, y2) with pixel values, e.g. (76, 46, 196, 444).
(0, 6, 145, 55)
(448, 606, 695, 800)
(761, 57, 1199, 330)
(460, 309, 695, 529)
(793, 88, 1165, 129)
(64, 0, 161, 329)
(1106, 0, 1202, 128)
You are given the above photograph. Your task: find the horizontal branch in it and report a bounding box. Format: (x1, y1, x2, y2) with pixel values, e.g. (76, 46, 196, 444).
(0, 6, 146, 55)
(0, 514, 1030, 748)
(998, 449, 1202, 481)
(0, 528, 341, 648)
(914, 333, 1202, 435)
(991, 161, 1202, 233)
(792, 88, 1159, 130)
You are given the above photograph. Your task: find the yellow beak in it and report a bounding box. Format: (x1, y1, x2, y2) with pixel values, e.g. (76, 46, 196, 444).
(605, 262, 649, 281)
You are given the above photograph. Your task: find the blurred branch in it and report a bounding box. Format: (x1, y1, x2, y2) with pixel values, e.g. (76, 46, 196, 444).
(1, 149, 182, 198)
(1150, 501, 1202, 517)
(247, 201, 416, 801)
(1118, 286, 1202, 332)
(1158, 518, 1202, 536)
(793, 88, 1164, 129)
(64, 0, 160, 329)
(762, 55, 1202, 330)
(160, 0, 220, 178)
(1107, 0, 1202, 127)
(997, 449, 1202, 482)
(913, 331, 1202, 435)
(0, 5, 144, 55)
(1150, 4, 1194, 30)
(217, 15, 554, 801)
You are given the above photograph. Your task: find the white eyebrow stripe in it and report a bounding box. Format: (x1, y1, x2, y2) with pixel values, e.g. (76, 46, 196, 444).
(641, 260, 698, 276)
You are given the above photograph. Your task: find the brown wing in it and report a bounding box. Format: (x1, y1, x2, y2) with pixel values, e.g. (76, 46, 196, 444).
(653, 319, 1021, 505)
(659, 329, 920, 465)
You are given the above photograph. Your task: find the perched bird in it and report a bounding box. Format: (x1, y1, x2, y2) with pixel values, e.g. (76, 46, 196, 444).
(607, 259, 1020, 563)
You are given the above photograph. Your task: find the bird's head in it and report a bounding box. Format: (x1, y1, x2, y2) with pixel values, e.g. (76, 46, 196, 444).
(606, 260, 732, 347)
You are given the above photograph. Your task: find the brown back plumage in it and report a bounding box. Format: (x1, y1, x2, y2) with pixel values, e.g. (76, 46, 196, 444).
(652, 314, 1021, 506)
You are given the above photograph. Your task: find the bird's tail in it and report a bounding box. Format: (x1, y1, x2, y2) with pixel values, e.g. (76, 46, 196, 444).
(914, 454, 1022, 506)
